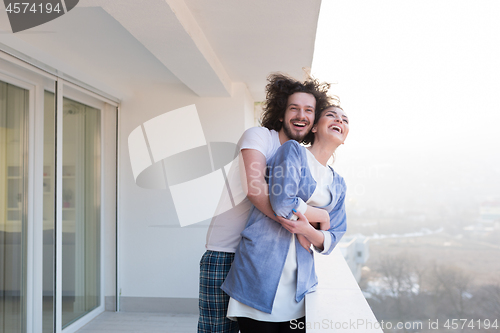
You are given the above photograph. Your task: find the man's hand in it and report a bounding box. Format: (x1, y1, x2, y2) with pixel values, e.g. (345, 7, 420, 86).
(296, 234, 312, 252)
(303, 206, 330, 225)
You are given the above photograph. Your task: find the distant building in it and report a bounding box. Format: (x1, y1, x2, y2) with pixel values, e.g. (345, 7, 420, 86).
(464, 201, 500, 233)
(338, 235, 370, 282)
(480, 201, 500, 221)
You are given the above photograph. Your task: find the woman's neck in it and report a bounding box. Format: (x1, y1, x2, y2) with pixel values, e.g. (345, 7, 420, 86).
(307, 140, 340, 166)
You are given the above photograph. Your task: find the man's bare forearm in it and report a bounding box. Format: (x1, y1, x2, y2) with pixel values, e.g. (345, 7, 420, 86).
(241, 149, 279, 222)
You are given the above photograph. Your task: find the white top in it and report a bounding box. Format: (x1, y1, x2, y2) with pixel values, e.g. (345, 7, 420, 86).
(205, 127, 281, 253)
(305, 149, 333, 207)
(305, 148, 333, 254)
(227, 147, 334, 321)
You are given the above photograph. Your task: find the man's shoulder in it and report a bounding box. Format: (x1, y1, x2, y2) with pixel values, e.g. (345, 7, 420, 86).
(242, 126, 276, 139)
(238, 127, 280, 152)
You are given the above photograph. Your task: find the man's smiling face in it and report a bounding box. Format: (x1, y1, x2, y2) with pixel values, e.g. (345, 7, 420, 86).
(280, 92, 316, 141)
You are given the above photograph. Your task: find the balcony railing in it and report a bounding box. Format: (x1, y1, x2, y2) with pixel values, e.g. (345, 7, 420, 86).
(305, 248, 383, 332)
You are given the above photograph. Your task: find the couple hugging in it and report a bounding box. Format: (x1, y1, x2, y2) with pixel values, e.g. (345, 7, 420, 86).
(198, 73, 349, 333)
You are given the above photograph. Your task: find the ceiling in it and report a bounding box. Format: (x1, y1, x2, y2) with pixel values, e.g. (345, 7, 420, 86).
(0, 0, 322, 101)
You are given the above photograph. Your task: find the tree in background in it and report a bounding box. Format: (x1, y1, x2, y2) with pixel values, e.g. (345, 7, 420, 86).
(362, 253, 500, 332)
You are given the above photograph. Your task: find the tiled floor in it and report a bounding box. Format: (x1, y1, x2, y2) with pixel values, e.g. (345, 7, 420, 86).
(76, 311, 198, 333)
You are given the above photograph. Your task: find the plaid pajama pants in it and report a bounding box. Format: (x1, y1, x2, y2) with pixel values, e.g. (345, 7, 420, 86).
(198, 250, 239, 333)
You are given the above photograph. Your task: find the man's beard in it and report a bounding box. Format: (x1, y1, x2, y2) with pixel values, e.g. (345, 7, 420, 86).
(282, 120, 309, 142)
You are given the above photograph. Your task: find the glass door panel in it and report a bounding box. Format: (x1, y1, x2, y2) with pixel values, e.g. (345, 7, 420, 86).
(61, 97, 101, 328)
(0, 80, 29, 333)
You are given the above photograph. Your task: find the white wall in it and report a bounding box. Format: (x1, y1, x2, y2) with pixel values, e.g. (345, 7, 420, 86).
(118, 81, 254, 299)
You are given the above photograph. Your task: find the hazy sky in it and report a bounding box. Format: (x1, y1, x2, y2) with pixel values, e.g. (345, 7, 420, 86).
(312, 1, 500, 211)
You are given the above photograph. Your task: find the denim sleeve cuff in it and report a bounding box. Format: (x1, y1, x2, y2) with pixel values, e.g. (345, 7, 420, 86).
(295, 198, 308, 215)
(289, 198, 307, 221)
(314, 230, 331, 254)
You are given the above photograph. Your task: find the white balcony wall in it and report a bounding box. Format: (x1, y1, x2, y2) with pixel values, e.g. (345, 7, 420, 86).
(118, 82, 253, 303)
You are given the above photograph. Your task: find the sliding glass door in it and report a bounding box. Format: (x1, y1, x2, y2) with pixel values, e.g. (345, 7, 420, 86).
(61, 97, 101, 328)
(0, 79, 29, 333)
(43, 91, 103, 329)
(0, 53, 116, 333)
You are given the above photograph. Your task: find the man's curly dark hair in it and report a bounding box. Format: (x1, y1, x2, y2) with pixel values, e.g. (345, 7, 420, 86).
(260, 73, 333, 144)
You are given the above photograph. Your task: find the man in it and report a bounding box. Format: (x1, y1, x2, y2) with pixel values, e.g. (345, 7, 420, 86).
(198, 73, 331, 333)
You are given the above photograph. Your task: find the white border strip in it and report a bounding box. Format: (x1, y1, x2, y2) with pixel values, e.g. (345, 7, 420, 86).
(63, 79, 118, 108)
(25, 73, 35, 333)
(100, 85, 106, 319)
(115, 106, 120, 312)
(55, 78, 63, 333)
(0, 49, 57, 81)
(0, 44, 120, 104)
(31, 74, 46, 333)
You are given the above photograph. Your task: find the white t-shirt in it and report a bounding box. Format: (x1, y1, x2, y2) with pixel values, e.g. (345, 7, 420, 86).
(205, 127, 281, 253)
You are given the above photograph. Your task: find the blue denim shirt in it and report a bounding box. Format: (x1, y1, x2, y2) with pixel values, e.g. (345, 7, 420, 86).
(221, 140, 347, 314)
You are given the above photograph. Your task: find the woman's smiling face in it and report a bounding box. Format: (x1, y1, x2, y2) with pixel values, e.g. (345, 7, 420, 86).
(311, 106, 349, 145)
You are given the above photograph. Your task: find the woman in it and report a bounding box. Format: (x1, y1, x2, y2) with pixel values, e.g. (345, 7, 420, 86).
(221, 104, 350, 332)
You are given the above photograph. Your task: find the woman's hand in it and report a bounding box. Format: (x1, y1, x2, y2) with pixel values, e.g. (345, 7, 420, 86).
(276, 211, 325, 250)
(275, 214, 312, 251)
(276, 211, 313, 235)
